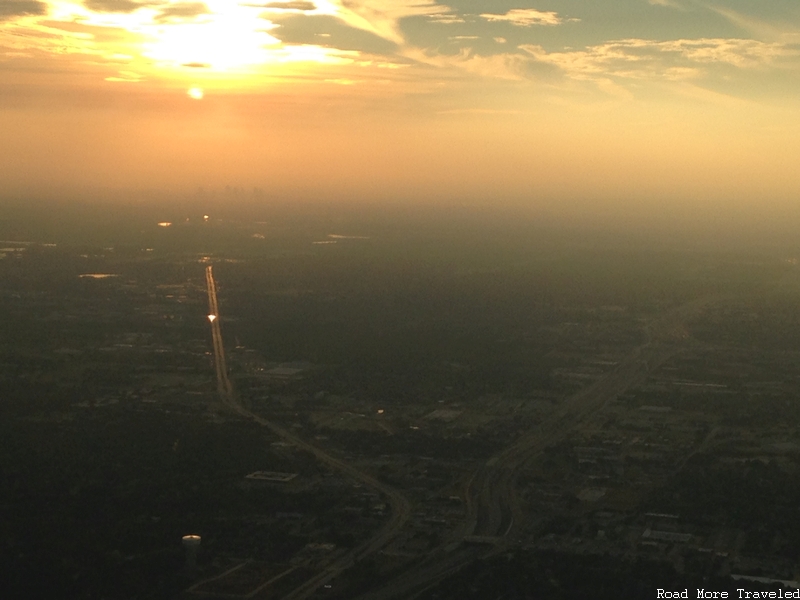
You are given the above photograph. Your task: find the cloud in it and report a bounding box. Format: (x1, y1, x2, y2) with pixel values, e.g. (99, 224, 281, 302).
(404, 46, 530, 80)
(154, 2, 210, 22)
(427, 13, 463, 24)
(479, 8, 569, 27)
(265, 0, 316, 9)
(324, 0, 453, 45)
(648, 0, 684, 9)
(520, 38, 799, 83)
(397, 33, 797, 89)
(250, 0, 316, 11)
(0, 0, 47, 19)
(0, 15, 116, 58)
(662, 38, 796, 67)
(710, 6, 800, 44)
(105, 69, 143, 81)
(84, 0, 148, 13)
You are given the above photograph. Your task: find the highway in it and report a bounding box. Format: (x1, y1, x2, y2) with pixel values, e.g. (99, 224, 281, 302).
(205, 265, 724, 600)
(356, 295, 725, 600)
(205, 265, 232, 401)
(465, 342, 677, 541)
(203, 265, 412, 599)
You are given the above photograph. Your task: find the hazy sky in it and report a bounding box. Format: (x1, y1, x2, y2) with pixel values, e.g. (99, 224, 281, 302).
(1, 0, 799, 214)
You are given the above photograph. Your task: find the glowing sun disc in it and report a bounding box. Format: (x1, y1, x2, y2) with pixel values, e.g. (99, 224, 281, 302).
(188, 87, 204, 100)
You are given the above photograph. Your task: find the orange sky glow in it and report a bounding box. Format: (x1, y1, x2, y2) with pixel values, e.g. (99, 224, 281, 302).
(1, 1, 799, 216)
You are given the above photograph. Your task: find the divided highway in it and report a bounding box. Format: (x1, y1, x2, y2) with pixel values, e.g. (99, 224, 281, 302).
(205, 265, 232, 401)
(357, 295, 722, 600)
(203, 265, 411, 599)
(205, 265, 723, 600)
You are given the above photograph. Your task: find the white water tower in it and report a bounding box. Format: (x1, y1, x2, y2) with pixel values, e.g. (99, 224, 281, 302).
(182, 534, 201, 569)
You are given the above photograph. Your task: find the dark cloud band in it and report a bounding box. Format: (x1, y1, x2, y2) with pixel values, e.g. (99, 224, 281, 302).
(0, 0, 47, 20)
(84, 0, 149, 14)
(155, 2, 210, 22)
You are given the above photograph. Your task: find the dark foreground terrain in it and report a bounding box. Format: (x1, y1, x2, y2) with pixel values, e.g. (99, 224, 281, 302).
(3, 200, 800, 599)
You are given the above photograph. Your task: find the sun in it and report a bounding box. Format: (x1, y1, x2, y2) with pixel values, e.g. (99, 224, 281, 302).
(143, 3, 280, 71)
(187, 87, 204, 100)
(29, 0, 361, 86)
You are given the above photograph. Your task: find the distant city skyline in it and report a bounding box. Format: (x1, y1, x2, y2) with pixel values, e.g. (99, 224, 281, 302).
(1, 1, 799, 216)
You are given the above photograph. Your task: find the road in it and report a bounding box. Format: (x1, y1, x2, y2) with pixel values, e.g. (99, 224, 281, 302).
(205, 265, 232, 401)
(205, 265, 726, 599)
(203, 265, 411, 599)
(357, 295, 725, 600)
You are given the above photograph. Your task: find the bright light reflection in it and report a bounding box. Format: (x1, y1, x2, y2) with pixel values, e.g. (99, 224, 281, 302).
(31, 1, 353, 75)
(208, 315, 217, 323)
(144, 5, 281, 71)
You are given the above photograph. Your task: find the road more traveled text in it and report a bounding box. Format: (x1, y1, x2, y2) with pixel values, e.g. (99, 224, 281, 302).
(657, 590, 800, 598)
